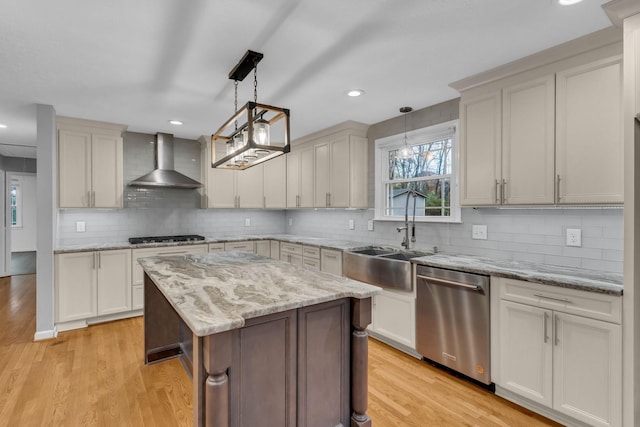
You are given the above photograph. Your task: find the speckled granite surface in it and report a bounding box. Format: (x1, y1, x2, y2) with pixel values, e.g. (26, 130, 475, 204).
(54, 234, 366, 254)
(411, 254, 623, 296)
(139, 251, 381, 337)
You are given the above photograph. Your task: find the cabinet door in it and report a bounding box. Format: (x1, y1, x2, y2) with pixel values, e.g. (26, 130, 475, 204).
(299, 148, 315, 208)
(270, 241, 280, 260)
(263, 155, 286, 208)
(371, 290, 415, 349)
(321, 249, 342, 276)
(329, 137, 350, 207)
(314, 142, 330, 207)
(498, 300, 553, 407)
(58, 130, 91, 208)
(556, 56, 623, 204)
(286, 152, 300, 208)
(91, 134, 123, 208)
(553, 313, 622, 427)
(237, 164, 264, 208)
(502, 76, 555, 205)
(97, 249, 132, 316)
(459, 91, 502, 206)
(56, 252, 97, 322)
(255, 240, 271, 257)
(349, 136, 368, 208)
(208, 168, 236, 208)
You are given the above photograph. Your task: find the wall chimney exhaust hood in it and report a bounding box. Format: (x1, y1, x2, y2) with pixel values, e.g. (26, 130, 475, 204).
(129, 133, 202, 189)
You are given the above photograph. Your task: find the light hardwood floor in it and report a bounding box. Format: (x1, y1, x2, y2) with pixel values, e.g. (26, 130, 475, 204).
(0, 275, 560, 426)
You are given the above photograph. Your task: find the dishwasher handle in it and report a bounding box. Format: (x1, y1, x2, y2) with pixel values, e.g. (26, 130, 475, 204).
(417, 274, 484, 293)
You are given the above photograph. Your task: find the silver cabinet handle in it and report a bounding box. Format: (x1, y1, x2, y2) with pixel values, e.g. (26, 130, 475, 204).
(543, 312, 549, 343)
(326, 192, 330, 207)
(495, 180, 500, 204)
(263, 196, 266, 208)
(296, 195, 300, 208)
(98, 252, 101, 269)
(161, 250, 189, 255)
(86, 191, 91, 208)
(554, 314, 560, 346)
(533, 293, 572, 304)
(556, 174, 561, 202)
(502, 179, 506, 204)
(324, 254, 338, 259)
(91, 190, 96, 207)
(92, 252, 96, 269)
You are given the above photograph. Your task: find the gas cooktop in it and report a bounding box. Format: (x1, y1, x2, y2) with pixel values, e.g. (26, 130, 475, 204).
(128, 235, 205, 244)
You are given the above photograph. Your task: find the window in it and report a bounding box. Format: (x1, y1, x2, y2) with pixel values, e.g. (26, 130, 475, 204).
(375, 119, 460, 223)
(10, 178, 22, 228)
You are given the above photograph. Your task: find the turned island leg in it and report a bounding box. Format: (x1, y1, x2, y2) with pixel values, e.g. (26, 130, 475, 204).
(194, 331, 233, 427)
(351, 297, 372, 427)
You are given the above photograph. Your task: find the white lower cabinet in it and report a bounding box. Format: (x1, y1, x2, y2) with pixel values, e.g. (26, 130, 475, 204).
(56, 249, 132, 324)
(255, 241, 271, 258)
(496, 278, 621, 427)
(320, 248, 342, 276)
(131, 244, 208, 310)
(224, 241, 256, 252)
(370, 289, 415, 350)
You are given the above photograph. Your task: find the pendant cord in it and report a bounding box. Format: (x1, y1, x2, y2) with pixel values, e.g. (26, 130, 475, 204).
(234, 80, 238, 131)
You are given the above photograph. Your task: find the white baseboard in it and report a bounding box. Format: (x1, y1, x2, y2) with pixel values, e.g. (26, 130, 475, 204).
(368, 331, 423, 359)
(33, 327, 58, 341)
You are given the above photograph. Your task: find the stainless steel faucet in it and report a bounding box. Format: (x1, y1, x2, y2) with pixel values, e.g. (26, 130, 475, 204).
(396, 189, 418, 249)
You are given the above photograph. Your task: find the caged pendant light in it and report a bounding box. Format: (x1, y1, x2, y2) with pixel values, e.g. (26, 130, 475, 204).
(211, 50, 290, 170)
(397, 106, 414, 160)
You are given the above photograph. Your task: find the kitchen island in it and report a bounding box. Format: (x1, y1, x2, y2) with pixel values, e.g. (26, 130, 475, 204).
(139, 251, 380, 427)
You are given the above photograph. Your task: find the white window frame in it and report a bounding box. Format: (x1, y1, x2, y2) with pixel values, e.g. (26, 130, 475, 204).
(10, 177, 22, 228)
(374, 119, 461, 223)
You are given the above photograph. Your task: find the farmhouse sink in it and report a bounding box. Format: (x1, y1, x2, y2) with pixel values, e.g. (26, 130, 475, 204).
(343, 246, 431, 292)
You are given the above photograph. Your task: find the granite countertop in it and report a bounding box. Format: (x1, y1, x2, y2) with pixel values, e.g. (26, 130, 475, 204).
(411, 254, 623, 296)
(139, 251, 381, 337)
(53, 234, 365, 254)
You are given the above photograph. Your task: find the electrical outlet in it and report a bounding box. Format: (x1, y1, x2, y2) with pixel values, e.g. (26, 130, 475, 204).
(244, 218, 251, 227)
(367, 219, 374, 231)
(288, 218, 293, 227)
(76, 221, 86, 233)
(472, 225, 487, 240)
(348, 219, 355, 230)
(566, 228, 581, 247)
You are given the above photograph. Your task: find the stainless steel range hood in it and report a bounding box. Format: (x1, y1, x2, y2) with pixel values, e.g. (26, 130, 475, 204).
(129, 133, 202, 189)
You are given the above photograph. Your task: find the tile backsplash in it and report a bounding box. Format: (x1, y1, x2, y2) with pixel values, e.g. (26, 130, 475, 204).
(285, 207, 624, 274)
(57, 208, 286, 245)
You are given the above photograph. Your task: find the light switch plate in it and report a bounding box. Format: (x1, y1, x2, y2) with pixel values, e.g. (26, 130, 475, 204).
(244, 218, 251, 227)
(367, 219, 374, 231)
(566, 228, 581, 247)
(472, 225, 487, 240)
(76, 221, 86, 233)
(348, 219, 354, 230)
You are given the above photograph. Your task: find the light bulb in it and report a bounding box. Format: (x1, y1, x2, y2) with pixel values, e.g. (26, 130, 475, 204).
(254, 119, 270, 145)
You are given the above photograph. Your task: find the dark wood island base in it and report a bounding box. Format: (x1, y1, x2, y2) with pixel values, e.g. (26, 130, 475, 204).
(144, 273, 374, 427)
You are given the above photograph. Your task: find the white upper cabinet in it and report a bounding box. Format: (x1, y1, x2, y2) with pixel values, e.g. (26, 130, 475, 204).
(263, 155, 286, 208)
(454, 30, 623, 206)
(208, 168, 236, 208)
(556, 56, 623, 204)
(236, 163, 265, 208)
(502, 75, 555, 205)
(459, 91, 501, 206)
(207, 163, 266, 208)
(290, 122, 368, 209)
(58, 117, 125, 208)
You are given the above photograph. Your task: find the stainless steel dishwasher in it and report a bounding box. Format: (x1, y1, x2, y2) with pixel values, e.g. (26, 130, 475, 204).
(415, 265, 491, 385)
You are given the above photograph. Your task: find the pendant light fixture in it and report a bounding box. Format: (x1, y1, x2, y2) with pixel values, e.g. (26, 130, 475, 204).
(211, 50, 290, 170)
(397, 106, 414, 160)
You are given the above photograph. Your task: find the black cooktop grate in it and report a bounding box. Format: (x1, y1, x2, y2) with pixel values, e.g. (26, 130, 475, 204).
(128, 235, 205, 244)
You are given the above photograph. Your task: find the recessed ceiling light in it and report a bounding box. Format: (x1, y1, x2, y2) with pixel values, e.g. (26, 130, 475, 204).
(168, 120, 183, 125)
(346, 89, 365, 97)
(558, 0, 583, 5)
(0, 124, 7, 129)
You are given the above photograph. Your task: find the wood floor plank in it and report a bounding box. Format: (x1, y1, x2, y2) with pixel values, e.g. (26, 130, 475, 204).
(0, 275, 562, 426)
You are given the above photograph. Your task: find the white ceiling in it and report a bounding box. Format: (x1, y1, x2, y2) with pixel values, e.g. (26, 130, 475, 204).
(0, 0, 613, 152)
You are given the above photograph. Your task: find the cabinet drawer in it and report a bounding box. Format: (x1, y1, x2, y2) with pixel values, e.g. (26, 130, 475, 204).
(302, 245, 320, 259)
(224, 241, 255, 252)
(280, 243, 303, 256)
(321, 249, 343, 276)
(208, 243, 225, 252)
(302, 257, 321, 271)
(497, 277, 621, 324)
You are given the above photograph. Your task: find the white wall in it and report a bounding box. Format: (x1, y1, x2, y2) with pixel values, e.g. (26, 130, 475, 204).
(10, 173, 37, 252)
